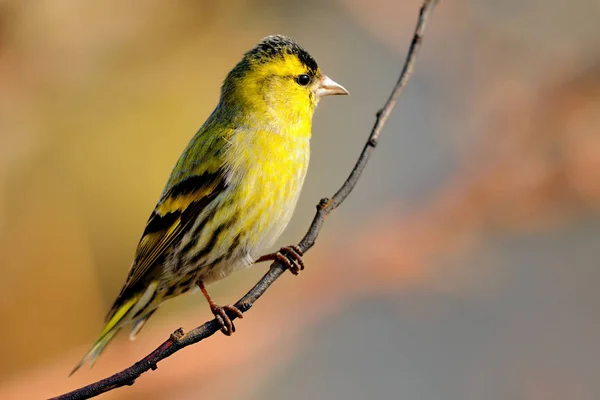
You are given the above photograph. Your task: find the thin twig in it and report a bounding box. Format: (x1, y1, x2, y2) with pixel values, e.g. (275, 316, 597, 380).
(51, 1, 439, 398)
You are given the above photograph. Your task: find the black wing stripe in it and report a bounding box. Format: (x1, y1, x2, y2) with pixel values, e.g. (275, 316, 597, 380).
(167, 172, 222, 198)
(144, 211, 181, 234)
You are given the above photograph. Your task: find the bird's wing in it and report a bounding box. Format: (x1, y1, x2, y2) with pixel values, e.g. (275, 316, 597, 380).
(106, 124, 231, 322)
(127, 170, 227, 289)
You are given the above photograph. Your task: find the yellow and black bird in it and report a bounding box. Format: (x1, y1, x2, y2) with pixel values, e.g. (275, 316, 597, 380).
(71, 34, 348, 374)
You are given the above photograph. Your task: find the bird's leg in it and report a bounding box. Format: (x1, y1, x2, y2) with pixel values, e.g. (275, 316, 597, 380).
(255, 245, 304, 275)
(197, 280, 243, 336)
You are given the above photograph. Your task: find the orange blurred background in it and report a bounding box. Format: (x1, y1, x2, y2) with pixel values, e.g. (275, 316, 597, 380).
(1, 0, 600, 399)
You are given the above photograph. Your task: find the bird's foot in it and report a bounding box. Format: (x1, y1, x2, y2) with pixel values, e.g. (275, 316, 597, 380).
(198, 280, 243, 336)
(256, 245, 304, 275)
(210, 303, 243, 336)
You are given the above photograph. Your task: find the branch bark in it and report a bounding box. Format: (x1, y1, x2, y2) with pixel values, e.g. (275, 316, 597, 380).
(51, 1, 439, 398)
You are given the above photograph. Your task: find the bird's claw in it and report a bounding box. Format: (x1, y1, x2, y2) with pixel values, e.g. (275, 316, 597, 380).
(211, 304, 243, 336)
(275, 245, 304, 275)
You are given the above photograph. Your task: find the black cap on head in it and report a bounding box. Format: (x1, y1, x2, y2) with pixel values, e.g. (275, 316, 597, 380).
(246, 35, 319, 74)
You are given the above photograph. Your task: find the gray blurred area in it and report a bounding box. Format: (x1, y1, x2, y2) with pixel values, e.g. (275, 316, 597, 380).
(257, 220, 600, 399)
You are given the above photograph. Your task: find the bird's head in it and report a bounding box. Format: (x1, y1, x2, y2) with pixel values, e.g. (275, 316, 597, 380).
(220, 35, 348, 131)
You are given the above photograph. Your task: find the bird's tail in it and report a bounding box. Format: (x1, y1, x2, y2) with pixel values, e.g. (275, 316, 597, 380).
(69, 295, 139, 376)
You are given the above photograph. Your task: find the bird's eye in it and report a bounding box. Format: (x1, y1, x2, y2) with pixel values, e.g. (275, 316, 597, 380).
(296, 74, 311, 86)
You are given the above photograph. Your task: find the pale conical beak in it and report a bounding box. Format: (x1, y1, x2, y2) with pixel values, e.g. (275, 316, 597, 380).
(316, 74, 349, 98)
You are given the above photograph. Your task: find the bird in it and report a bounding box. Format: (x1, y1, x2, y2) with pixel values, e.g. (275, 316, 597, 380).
(70, 34, 348, 375)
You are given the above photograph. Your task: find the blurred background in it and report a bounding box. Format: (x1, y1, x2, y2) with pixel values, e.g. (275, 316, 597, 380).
(1, 0, 600, 398)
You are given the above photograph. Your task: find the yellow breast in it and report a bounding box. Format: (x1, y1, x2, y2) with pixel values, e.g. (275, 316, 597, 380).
(224, 126, 310, 257)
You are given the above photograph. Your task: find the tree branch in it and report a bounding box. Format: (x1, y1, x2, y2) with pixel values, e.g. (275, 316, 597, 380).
(51, 1, 439, 398)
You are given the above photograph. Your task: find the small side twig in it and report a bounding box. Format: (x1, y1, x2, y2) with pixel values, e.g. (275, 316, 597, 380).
(51, 1, 439, 398)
